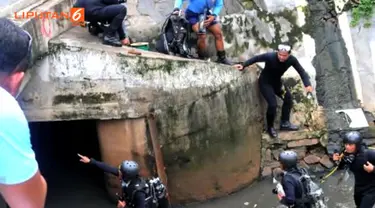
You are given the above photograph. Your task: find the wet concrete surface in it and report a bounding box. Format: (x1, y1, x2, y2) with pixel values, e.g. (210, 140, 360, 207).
(187, 173, 356, 208)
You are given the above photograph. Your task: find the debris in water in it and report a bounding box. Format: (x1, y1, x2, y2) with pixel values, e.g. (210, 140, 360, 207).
(243, 202, 249, 206)
(253, 204, 257, 207)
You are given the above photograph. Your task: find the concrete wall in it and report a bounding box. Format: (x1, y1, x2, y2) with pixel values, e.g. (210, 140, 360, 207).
(18, 28, 260, 122)
(156, 69, 262, 203)
(345, 14, 375, 113)
(95, 69, 263, 204)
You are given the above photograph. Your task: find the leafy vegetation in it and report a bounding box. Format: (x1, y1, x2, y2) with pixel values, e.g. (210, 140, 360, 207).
(350, 0, 375, 28)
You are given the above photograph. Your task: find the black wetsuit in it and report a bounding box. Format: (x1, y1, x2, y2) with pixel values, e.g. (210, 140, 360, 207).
(280, 168, 313, 208)
(338, 145, 375, 208)
(74, 0, 127, 40)
(89, 159, 146, 208)
(242, 52, 311, 129)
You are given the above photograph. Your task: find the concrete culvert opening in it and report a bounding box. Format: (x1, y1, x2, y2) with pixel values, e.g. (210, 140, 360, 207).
(29, 120, 113, 208)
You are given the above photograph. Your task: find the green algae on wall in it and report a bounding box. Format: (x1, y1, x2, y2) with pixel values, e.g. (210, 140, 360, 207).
(116, 54, 190, 76)
(53, 92, 117, 105)
(221, 0, 309, 51)
(159, 76, 262, 171)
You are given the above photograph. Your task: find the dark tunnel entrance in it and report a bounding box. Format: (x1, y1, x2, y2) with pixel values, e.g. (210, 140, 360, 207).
(29, 120, 113, 208)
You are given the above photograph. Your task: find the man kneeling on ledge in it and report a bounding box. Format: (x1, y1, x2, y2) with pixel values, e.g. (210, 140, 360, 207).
(74, 0, 130, 47)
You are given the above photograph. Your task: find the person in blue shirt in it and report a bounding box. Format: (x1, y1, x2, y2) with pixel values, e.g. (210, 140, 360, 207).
(0, 18, 47, 208)
(173, 0, 232, 65)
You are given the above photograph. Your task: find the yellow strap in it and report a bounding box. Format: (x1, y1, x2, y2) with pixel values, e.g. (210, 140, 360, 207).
(321, 147, 375, 183)
(320, 166, 338, 183)
(319, 153, 344, 183)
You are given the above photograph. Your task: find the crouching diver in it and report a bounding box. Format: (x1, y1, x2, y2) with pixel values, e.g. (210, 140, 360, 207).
(73, 0, 130, 47)
(332, 131, 375, 208)
(77, 154, 170, 208)
(277, 150, 314, 208)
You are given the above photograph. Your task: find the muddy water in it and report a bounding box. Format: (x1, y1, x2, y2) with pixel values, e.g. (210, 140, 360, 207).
(187, 173, 356, 208)
(39, 163, 355, 208)
(39, 168, 357, 208)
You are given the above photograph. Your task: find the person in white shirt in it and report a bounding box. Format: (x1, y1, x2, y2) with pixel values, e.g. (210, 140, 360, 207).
(0, 18, 47, 208)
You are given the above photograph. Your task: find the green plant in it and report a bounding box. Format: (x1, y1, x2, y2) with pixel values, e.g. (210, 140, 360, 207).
(350, 0, 375, 28)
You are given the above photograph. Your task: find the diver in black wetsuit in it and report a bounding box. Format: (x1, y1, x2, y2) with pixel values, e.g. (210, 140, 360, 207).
(332, 131, 375, 208)
(77, 154, 170, 208)
(233, 43, 313, 138)
(73, 0, 129, 47)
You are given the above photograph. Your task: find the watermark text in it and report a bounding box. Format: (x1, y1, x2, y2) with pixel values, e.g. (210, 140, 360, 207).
(14, 8, 85, 26)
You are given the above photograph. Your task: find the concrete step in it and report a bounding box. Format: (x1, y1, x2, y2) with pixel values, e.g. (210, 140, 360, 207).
(262, 129, 322, 141)
(18, 27, 247, 122)
(261, 129, 332, 178)
(262, 129, 323, 148)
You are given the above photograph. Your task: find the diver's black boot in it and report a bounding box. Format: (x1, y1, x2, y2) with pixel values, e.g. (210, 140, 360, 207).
(103, 32, 122, 47)
(280, 121, 299, 131)
(217, 50, 232, 65)
(267, 127, 278, 138)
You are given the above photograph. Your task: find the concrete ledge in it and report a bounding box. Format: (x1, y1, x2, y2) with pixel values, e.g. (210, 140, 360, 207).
(18, 27, 252, 122)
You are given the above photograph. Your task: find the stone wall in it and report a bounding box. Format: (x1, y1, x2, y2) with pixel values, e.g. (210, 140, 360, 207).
(261, 130, 332, 178)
